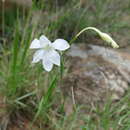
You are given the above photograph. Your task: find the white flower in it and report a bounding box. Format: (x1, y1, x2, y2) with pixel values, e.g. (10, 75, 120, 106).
(30, 35, 70, 72)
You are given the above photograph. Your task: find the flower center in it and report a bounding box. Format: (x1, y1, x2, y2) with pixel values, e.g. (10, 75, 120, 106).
(43, 44, 53, 51)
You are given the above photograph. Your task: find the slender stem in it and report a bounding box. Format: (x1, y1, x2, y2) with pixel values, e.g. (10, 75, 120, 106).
(75, 27, 101, 39)
(70, 27, 101, 44)
(71, 86, 76, 111)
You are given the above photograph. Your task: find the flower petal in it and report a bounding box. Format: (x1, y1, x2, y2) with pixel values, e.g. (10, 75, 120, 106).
(52, 39, 70, 51)
(39, 35, 51, 47)
(30, 39, 42, 49)
(42, 58, 53, 72)
(32, 50, 44, 63)
(46, 50, 60, 66)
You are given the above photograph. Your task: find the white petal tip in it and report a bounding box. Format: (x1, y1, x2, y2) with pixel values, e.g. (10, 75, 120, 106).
(53, 39, 70, 51)
(32, 60, 37, 64)
(30, 39, 41, 49)
(42, 59, 53, 72)
(45, 69, 51, 72)
(44, 67, 53, 72)
(56, 63, 60, 66)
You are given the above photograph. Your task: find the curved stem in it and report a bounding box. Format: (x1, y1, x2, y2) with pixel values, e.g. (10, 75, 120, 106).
(70, 26, 119, 48)
(75, 27, 101, 39)
(70, 27, 101, 44)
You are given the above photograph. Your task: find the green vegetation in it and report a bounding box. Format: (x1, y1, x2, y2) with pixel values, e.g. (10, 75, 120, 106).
(0, 0, 130, 129)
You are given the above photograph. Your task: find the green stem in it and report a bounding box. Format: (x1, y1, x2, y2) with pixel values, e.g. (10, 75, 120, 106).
(70, 27, 101, 44)
(70, 26, 119, 48)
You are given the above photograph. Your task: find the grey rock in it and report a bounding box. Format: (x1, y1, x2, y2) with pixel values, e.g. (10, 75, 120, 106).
(62, 44, 130, 108)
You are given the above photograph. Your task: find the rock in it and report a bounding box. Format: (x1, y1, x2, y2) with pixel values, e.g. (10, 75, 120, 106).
(61, 44, 130, 111)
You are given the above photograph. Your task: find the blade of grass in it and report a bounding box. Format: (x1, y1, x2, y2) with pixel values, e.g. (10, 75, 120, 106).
(34, 75, 57, 121)
(7, 22, 21, 96)
(15, 91, 36, 101)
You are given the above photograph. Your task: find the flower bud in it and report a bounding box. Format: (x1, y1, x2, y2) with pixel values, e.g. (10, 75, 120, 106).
(99, 32, 119, 48)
